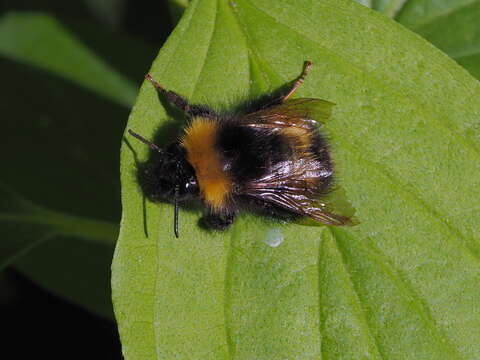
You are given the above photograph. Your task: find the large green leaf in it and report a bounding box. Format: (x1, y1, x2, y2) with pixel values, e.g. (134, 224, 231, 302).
(113, 0, 480, 358)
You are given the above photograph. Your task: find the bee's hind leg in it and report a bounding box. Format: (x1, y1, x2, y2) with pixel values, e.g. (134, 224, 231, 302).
(246, 61, 313, 112)
(280, 60, 312, 101)
(145, 74, 218, 118)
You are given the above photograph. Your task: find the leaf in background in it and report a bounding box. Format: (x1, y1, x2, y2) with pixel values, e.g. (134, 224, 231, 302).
(0, 11, 137, 107)
(0, 56, 122, 317)
(394, 0, 480, 80)
(0, 11, 149, 317)
(84, 0, 127, 28)
(0, 182, 117, 317)
(113, 0, 480, 358)
(168, 0, 191, 24)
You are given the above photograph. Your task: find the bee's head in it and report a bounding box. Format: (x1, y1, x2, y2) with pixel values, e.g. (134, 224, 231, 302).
(142, 141, 199, 202)
(128, 129, 199, 237)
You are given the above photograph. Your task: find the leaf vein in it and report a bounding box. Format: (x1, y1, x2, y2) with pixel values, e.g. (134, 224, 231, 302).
(328, 229, 387, 359)
(342, 140, 480, 262)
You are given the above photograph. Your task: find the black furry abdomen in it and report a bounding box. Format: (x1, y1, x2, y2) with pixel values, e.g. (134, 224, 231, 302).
(308, 128, 334, 193)
(216, 121, 333, 194)
(216, 122, 292, 184)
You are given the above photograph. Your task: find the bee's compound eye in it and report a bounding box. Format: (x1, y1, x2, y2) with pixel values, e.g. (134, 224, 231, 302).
(188, 176, 197, 186)
(179, 177, 199, 198)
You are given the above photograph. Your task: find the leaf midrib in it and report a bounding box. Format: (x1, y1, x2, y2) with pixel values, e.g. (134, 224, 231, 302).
(332, 229, 464, 360)
(147, 0, 225, 358)
(214, 1, 478, 357)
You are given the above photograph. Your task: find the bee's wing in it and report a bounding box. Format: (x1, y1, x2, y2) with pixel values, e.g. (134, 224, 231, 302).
(298, 185, 358, 226)
(241, 98, 354, 226)
(243, 161, 356, 226)
(244, 185, 355, 226)
(242, 98, 335, 129)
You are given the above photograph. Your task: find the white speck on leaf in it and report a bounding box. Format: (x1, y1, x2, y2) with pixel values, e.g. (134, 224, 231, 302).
(263, 228, 284, 248)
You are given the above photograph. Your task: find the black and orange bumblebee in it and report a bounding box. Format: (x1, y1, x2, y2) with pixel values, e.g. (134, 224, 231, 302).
(129, 61, 354, 237)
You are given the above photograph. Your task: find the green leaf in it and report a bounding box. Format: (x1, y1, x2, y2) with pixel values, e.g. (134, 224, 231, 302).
(0, 183, 118, 317)
(0, 12, 141, 317)
(0, 11, 137, 107)
(0, 183, 116, 267)
(394, 0, 480, 79)
(0, 54, 121, 316)
(113, 0, 480, 358)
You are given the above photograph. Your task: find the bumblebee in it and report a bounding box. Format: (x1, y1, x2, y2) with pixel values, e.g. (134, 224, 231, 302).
(129, 61, 354, 237)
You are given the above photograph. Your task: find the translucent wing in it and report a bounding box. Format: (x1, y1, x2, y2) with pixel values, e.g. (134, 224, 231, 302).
(295, 185, 358, 227)
(241, 97, 354, 226)
(242, 98, 335, 129)
(243, 160, 356, 226)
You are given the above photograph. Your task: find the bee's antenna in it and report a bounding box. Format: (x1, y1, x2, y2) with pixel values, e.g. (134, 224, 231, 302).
(174, 184, 180, 238)
(128, 129, 162, 153)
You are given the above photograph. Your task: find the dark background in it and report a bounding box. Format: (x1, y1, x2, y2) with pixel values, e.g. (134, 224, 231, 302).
(0, 0, 175, 358)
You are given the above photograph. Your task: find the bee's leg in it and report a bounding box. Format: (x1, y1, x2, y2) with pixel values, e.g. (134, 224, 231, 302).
(145, 74, 218, 118)
(246, 61, 313, 112)
(203, 211, 236, 231)
(280, 60, 312, 102)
